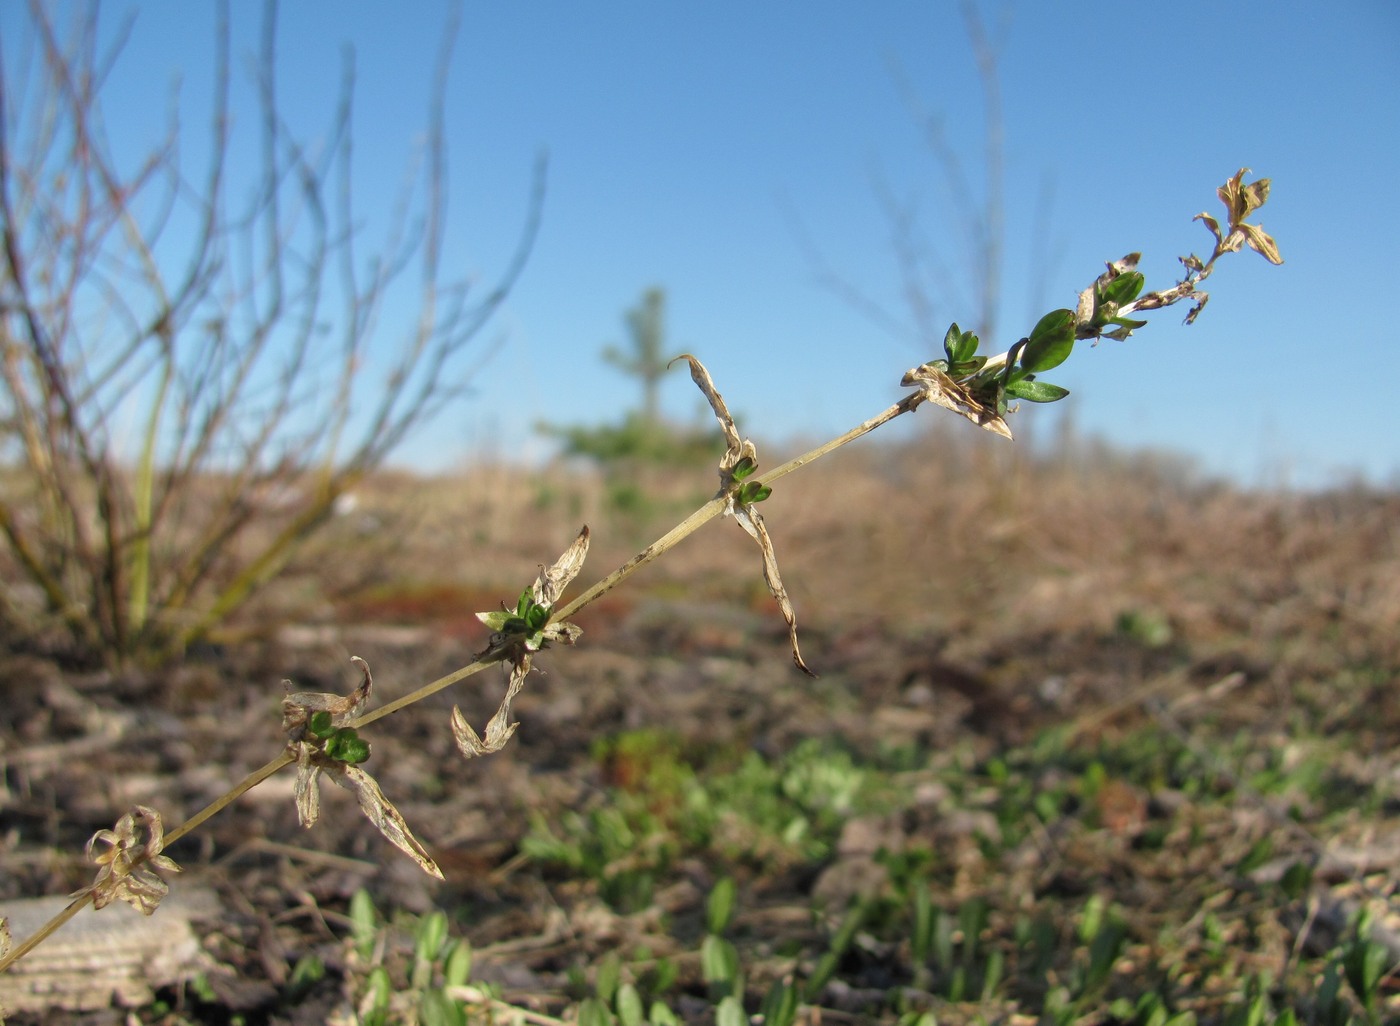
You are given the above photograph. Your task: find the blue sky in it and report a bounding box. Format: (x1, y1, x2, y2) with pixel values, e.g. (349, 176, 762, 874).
(6, 2, 1398, 487)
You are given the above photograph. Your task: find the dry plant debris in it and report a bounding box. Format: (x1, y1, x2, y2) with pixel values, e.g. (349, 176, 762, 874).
(82, 805, 181, 916)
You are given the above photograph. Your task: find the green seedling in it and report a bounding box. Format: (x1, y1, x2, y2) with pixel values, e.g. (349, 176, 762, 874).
(337, 890, 486, 1026)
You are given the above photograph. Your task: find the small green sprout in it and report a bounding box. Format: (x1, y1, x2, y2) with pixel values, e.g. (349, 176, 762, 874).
(736, 480, 772, 505)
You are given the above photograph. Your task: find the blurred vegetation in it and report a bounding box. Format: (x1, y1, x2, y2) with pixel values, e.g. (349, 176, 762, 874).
(539, 287, 725, 472)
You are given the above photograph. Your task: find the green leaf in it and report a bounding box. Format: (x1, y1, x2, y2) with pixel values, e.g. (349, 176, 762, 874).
(648, 1000, 682, 1026)
(1022, 309, 1076, 372)
(595, 952, 622, 1005)
(701, 935, 743, 1003)
(328, 729, 370, 765)
(309, 711, 335, 738)
(804, 951, 839, 1001)
(732, 456, 758, 481)
(419, 988, 465, 1026)
(706, 876, 737, 936)
(576, 998, 614, 1026)
(615, 983, 645, 1026)
(349, 889, 379, 961)
(737, 482, 772, 504)
(715, 995, 746, 1026)
(515, 589, 533, 617)
(701, 935, 740, 987)
(1097, 270, 1145, 306)
(944, 323, 979, 364)
(942, 323, 962, 362)
(443, 939, 472, 987)
(949, 355, 987, 377)
(476, 611, 511, 631)
(1346, 937, 1387, 1003)
(414, 909, 449, 964)
(760, 980, 800, 1026)
(980, 947, 1005, 1000)
(364, 967, 392, 1025)
(525, 603, 550, 631)
(911, 882, 934, 965)
(284, 953, 325, 999)
(1005, 379, 1070, 403)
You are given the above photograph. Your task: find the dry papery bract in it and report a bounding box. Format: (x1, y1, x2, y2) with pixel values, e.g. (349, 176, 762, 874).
(900, 362, 1014, 439)
(82, 805, 182, 916)
(283, 656, 442, 879)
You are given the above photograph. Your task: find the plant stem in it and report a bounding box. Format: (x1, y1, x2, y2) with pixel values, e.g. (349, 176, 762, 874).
(162, 752, 295, 849)
(760, 397, 915, 486)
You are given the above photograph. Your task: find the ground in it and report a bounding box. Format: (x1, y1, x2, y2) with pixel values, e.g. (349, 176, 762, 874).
(2, 432, 1398, 1024)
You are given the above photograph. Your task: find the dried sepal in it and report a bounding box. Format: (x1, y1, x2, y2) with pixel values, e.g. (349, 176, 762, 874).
(533, 526, 590, 608)
(451, 659, 530, 759)
(900, 363, 1013, 439)
(333, 765, 443, 879)
(82, 805, 182, 915)
(292, 742, 323, 827)
(670, 353, 755, 479)
(732, 504, 814, 676)
(671, 352, 816, 676)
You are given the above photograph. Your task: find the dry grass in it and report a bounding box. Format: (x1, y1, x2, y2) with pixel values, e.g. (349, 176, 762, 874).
(2, 427, 1398, 1023)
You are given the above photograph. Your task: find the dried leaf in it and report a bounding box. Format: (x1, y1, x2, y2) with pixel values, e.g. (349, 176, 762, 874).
(1218, 167, 1270, 226)
(451, 658, 531, 759)
(542, 621, 584, 646)
(1194, 211, 1223, 248)
(670, 353, 754, 475)
(732, 506, 815, 676)
(1184, 291, 1211, 325)
(1, 914, 10, 958)
(532, 526, 591, 608)
(1241, 175, 1271, 214)
(332, 765, 444, 879)
(1237, 221, 1284, 265)
(82, 805, 182, 915)
(292, 744, 323, 827)
(901, 363, 1013, 439)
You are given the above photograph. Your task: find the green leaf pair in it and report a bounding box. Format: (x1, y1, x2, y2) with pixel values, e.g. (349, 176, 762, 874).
(309, 711, 371, 765)
(941, 324, 989, 377)
(735, 480, 772, 505)
(729, 457, 771, 504)
(480, 589, 553, 636)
